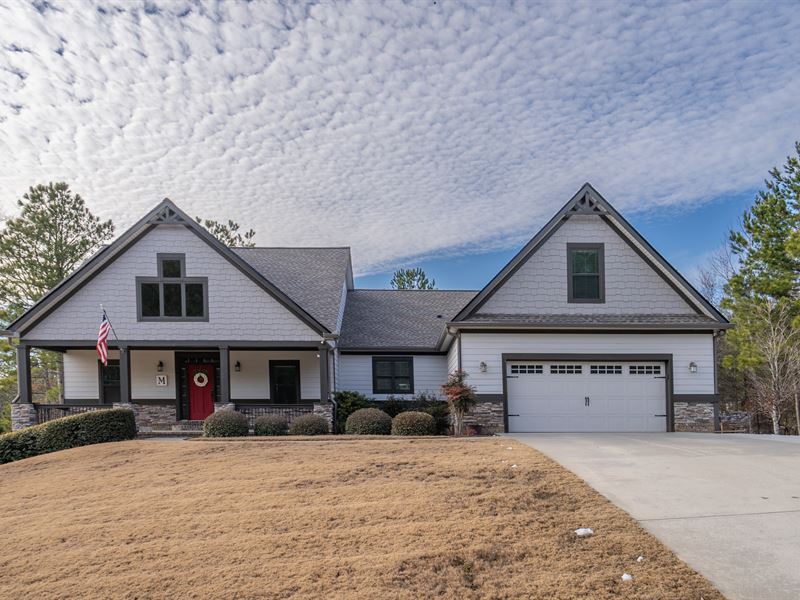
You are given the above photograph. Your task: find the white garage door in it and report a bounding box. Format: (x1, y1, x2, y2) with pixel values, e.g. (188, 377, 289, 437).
(506, 361, 667, 432)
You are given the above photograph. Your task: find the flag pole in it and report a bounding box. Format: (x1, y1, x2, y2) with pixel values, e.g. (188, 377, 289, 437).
(100, 304, 121, 342)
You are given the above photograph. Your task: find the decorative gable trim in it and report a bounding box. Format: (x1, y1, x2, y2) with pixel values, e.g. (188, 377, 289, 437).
(146, 204, 190, 225)
(8, 199, 329, 336)
(451, 183, 729, 324)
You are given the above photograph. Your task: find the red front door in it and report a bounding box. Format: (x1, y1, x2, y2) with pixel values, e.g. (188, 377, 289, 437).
(188, 364, 215, 420)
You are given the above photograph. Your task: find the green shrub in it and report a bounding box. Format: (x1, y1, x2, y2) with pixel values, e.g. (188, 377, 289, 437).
(345, 407, 392, 435)
(420, 402, 451, 435)
(333, 390, 372, 431)
(254, 414, 288, 436)
(288, 413, 330, 435)
(0, 426, 40, 464)
(391, 411, 437, 436)
(203, 410, 249, 437)
(0, 408, 136, 465)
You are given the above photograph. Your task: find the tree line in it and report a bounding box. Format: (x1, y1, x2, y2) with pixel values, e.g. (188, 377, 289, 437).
(700, 142, 800, 434)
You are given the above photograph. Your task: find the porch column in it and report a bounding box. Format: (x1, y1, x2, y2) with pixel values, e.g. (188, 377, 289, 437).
(11, 345, 36, 429)
(318, 345, 330, 403)
(119, 346, 131, 403)
(219, 346, 230, 404)
(15, 344, 31, 403)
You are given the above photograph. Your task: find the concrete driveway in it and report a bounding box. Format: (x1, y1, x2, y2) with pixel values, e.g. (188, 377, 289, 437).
(511, 433, 800, 600)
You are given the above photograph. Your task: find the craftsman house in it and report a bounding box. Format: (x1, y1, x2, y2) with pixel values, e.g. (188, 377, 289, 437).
(7, 183, 730, 433)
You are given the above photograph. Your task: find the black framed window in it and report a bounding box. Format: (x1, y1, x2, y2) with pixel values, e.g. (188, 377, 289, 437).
(137, 254, 208, 321)
(567, 243, 604, 303)
(372, 357, 414, 394)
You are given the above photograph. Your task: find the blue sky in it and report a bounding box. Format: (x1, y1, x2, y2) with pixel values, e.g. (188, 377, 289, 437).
(1, 1, 798, 289)
(355, 189, 756, 290)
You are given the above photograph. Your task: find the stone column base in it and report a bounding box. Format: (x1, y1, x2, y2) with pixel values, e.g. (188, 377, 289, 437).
(674, 401, 716, 432)
(312, 402, 334, 432)
(11, 403, 37, 431)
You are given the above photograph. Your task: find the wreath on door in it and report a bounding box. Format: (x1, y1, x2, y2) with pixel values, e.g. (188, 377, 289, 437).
(193, 370, 209, 388)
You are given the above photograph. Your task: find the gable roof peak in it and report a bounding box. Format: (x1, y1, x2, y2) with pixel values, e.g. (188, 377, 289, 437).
(565, 182, 608, 215)
(145, 197, 192, 225)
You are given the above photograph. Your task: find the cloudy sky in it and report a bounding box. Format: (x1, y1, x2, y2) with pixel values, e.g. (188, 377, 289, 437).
(1, 0, 798, 289)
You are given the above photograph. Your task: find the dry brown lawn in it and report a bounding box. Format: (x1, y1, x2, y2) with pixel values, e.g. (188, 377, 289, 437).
(0, 437, 723, 599)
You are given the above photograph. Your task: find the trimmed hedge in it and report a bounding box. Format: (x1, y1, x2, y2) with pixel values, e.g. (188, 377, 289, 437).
(333, 391, 450, 435)
(392, 411, 437, 436)
(254, 415, 288, 436)
(345, 407, 392, 435)
(203, 410, 249, 437)
(333, 391, 372, 431)
(288, 413, 330, 435)
(0, 408, 136, 465)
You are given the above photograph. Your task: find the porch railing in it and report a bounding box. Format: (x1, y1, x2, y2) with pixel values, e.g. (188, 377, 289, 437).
(34, 403, 113, 425)
(235, 404, 313, 427)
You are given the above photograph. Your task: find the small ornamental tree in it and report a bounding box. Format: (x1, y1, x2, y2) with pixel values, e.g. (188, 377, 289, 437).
(441, 370, 476, 436)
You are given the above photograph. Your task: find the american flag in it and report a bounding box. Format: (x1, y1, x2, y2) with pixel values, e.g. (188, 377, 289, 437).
(97, 312, 110, 366)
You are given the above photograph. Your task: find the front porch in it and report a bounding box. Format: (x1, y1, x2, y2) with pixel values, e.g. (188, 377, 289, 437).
(13, 341, 334, 433)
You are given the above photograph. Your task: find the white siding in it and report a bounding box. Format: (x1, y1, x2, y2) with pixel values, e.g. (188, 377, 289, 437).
(130, 350, 176, 400)
(63, 350, 100, 400)
(447, 338, 460, 375)
(26, 225, 319, 341)
(338, 354, 448, 399)
(229, 350, 320, 401)
(460, 332, 714, 395)
(481, 215, 695, 315)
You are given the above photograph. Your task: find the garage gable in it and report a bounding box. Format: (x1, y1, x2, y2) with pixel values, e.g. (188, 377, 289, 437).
(453, 184, 728, 322)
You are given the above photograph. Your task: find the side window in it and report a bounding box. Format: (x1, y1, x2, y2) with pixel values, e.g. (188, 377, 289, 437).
(372, 357, 414, 394)
(568, 243, 604, 303)
(137, 254, 208, 321)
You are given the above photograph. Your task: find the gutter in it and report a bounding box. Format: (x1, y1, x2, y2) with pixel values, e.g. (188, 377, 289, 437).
(445, 321, 735, 331)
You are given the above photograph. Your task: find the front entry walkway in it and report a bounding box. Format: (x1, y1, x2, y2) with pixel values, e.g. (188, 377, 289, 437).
(511, 433, 800, 600)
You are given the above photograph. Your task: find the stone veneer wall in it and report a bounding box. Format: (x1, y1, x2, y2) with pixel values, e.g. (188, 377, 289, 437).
(464, 398, 505, 434)
(115, 402, 178, 433)
(674, 401, 717, 432)
(313, 402, 334, 432)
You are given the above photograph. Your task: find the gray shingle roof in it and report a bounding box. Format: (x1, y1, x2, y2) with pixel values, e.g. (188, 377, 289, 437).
(233, 247, 351, 332)
(460, 313, 726, 328)
(339, 290, 477, 350)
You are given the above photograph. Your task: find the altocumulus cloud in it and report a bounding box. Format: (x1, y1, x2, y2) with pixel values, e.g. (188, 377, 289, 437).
(0, 0, 798, 274)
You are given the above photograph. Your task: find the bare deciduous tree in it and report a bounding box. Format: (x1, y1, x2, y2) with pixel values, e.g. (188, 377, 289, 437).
(744, 300, 800, 434)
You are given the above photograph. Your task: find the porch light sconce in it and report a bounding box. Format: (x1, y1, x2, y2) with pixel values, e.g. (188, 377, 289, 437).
(234, 361, 241, 372)
(157, 361, 164, 373)
(479, 361, 488, 373)
(688, 362, 698, 374)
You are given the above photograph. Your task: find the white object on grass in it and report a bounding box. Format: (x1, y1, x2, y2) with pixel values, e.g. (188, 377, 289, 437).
(622, 573, 633, 582)
(636, 556, 645, 563)
(574, 528, 594, 537)
(510, 464, 518, 468)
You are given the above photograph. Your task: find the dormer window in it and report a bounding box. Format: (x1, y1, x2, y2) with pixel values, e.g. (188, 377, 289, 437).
(567, 243, 604, 303)
(137, 254, 208, 321)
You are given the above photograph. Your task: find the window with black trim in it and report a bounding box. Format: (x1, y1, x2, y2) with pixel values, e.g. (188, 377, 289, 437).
(590, 364, 622, 375)
(372, 357, 414, 394)
(550, 364, 582, 375)
(137, 254, 208, 321)
(568, 243, 604, 303)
